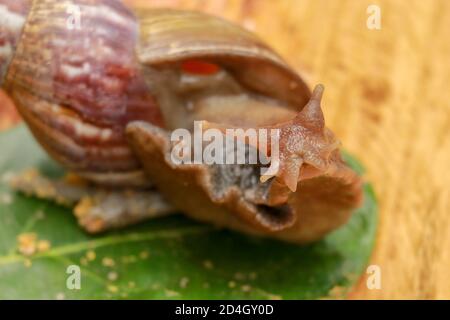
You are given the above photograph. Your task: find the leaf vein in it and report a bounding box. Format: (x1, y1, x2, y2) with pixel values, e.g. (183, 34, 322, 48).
(0, 225, 213, 266)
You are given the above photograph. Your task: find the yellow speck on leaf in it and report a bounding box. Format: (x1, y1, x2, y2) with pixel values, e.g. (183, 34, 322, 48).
(108, 271, 118, 282)
(139, 250, 149, 259)
(86, 250, 96, 261)
(179, 277, 189, 289)
(17, 233, 37, 256)
(165, 289, 180, 297)
(37, 240, 51, 253)
(55, 292, 65, 300)
(107, 285, 118, 293)
(17, 233, 51, 257)
(267, 294, 283, 300)
(203, 260, 214, 270)
(241, 284, 252, 292)
(102, 257, 115, 267)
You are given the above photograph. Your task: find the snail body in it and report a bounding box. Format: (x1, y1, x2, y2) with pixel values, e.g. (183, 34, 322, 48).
(1, 0, 362, 243)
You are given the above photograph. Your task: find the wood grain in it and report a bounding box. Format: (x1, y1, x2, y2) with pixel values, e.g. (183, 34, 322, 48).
(1, 0, 449, 299)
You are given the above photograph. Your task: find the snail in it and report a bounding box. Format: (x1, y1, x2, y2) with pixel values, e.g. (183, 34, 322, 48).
(1, 0, 362, 244)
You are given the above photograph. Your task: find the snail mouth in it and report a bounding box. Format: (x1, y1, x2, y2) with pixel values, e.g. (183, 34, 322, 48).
(255, 204, 293, 230)
(208, 162, 297, 231)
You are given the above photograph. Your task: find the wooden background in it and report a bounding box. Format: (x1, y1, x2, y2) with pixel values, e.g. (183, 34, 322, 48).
(1, 0, 449, 299)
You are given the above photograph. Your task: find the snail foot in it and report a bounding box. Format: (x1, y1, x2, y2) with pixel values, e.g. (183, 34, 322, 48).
(9, 169, 175, 233)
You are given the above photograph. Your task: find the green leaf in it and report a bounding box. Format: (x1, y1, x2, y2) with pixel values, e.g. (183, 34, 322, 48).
(0, 125, 377, 299)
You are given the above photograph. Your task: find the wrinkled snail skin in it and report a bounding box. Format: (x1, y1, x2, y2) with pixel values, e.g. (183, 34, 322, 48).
(1, 0, 363, 244)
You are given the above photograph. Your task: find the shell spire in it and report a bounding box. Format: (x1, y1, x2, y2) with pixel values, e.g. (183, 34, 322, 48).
(0, 0, 32, 85)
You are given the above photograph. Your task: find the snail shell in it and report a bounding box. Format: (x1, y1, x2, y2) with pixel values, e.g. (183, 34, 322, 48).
(1, 0, 362, 243)
(2, 0, 309, 186)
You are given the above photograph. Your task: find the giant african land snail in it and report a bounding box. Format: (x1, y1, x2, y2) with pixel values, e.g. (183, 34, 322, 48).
(0, 0, 362, 244)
